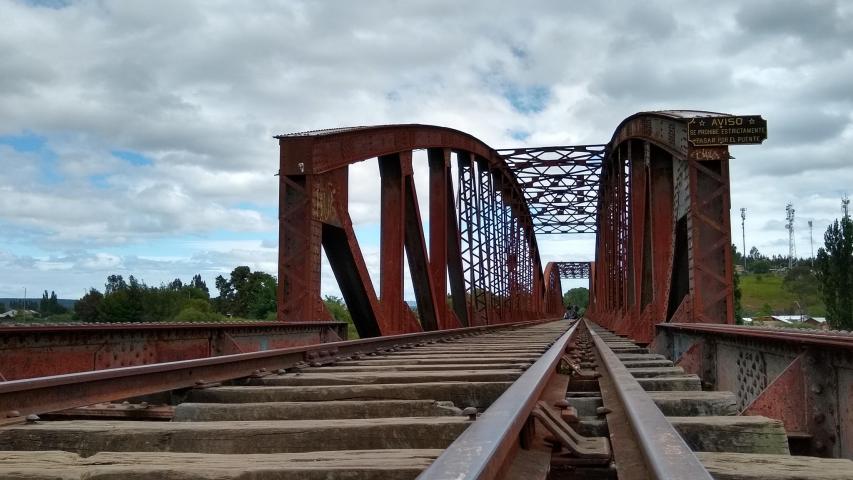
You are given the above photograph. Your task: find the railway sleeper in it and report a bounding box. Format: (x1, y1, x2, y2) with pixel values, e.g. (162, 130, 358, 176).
(0, 449, 443, 480)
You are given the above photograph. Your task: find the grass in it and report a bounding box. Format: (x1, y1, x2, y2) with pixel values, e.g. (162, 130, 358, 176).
(739, 273, 825, 317)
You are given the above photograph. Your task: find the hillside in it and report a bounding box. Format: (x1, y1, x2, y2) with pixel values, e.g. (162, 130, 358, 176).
(739, 273, 825, 317)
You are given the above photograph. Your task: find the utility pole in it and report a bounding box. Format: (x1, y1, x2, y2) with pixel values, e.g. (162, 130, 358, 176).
(740, 208, 747, 271)
(785, 203, 796, 269)
(808, 220, 814, 267)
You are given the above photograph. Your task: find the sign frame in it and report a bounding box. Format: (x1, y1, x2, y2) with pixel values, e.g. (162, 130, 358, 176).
(687, 115, 767, 147)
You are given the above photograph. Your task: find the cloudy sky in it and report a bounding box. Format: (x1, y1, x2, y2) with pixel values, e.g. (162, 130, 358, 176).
(1, 0, 852, 300)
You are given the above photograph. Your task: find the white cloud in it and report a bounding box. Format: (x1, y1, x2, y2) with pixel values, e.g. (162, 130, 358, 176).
(1, 0, 851, 297)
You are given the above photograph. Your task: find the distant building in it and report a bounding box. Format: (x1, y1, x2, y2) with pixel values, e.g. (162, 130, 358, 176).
(0, 309, 40, 319)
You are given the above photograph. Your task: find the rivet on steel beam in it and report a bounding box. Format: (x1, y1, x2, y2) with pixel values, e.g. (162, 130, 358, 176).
(554, 400, 569, 409)
(25, 414, 39, 423)
(596, 407, 612, 416)
(5, 410, 20, 418)
(811, 384, 823, 394)
(463, 407, 478, 421)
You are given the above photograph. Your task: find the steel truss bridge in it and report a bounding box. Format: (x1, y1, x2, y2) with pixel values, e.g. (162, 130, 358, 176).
(275, 110, 734, 344)
(5, 110, 852, 477)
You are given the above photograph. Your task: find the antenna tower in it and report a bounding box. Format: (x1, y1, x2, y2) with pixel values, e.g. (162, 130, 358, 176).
(740, 208, 747, 271)
(785, 203, 796, 269)
(808, 220, 814, 267)
(843, 194, 850, 219)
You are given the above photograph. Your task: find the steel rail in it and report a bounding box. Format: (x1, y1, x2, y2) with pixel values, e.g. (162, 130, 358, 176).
(588, 321, 713, 479)
(658, 323, 853, 349)
(0, 320, 550, 418)
(417, 319, 578, 480)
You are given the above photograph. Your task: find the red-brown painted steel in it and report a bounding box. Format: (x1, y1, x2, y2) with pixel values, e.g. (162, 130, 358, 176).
(587, 111, 735, 343)
(742, 354, 808, 433)
(0, 322, 346, 381)
(0, 321, 546, 419)
(276, 125, 547, 335)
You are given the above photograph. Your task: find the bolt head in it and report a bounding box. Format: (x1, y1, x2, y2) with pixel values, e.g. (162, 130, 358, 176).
(25, 414, 39, 423)
(462, 407, 478, 420)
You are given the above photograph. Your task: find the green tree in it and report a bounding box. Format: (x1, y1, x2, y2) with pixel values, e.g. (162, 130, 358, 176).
(323, 295, 357, 339)
(0, 302, 5, 312)
(191, 274, 209, 296)
(563, 287, 589, 311)
(39, 290, 67, 316)
(734, 271, 743, 324)
(74, 289, 104, 322)
(213, 266, 277, 319)
(816, 216, 853, 329)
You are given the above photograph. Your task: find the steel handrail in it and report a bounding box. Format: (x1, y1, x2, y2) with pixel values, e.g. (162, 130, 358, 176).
(417, 319, 579, 480)
(588, 321, 712, 479)
(658, 322, 853, 349)
(0, 320, 548, 418)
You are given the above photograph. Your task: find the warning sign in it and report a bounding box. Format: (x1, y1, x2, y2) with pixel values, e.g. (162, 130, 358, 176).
(688, 115, 767, 147)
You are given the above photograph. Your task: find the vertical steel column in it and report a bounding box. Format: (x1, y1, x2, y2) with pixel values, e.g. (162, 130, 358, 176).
(428, 148, 461, 329)
(379, 152, 421, 334)
(685, 146, 735, 325)
(278, 136, 330, 323)
(403, 155, 440, 331)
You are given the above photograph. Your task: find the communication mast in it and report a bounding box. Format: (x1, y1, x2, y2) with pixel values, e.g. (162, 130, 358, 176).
(785, 203, 796, 269)
(740, 208, 747, 271)
(808, 220, 814, 267)
(844, 194, 850, 219)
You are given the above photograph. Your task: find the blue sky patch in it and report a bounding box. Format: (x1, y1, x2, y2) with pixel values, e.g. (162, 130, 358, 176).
(89, 174, 110, 189)
(112, 150, 153, 166)
(0, 133, 64, 184)
(508, 129, 531, 141)
(503, 84, 550, 114)
(0, 132, 47, 152)
(23, 0, 72, 9)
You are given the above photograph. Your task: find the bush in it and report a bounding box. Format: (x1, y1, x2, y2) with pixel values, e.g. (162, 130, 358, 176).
(173, 306, 225, 323)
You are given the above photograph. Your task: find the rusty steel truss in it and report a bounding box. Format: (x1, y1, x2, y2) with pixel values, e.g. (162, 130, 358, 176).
(276, 125, 565, 336)
(555, 261, 592, 279)
(586, 111, 736, 343)
(500, 145, 604, 234)
(275, 113, 736, 342)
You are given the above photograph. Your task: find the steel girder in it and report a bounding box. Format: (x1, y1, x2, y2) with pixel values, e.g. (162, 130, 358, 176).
(276, 125, 552, 336)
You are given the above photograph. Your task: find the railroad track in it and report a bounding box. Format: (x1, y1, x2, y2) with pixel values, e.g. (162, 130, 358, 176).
(2, 319, 853, 479)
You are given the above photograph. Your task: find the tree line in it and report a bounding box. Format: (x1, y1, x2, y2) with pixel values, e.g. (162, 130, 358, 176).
(731, 212, 853, 330)
(72, 267, 277, 323)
